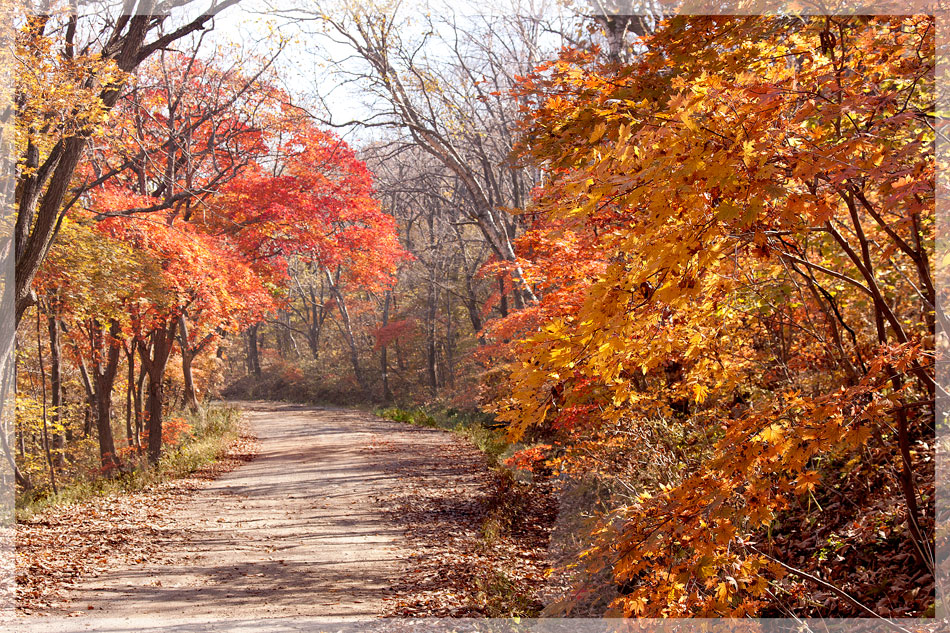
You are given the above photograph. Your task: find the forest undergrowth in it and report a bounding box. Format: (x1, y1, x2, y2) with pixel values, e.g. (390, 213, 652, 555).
(375, 405, 559, 617)
(17, 406, 243, 520)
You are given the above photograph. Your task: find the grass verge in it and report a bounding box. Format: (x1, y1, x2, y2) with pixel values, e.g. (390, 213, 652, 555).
(16, 404, 242, 522)
(375, 405, 509, 465)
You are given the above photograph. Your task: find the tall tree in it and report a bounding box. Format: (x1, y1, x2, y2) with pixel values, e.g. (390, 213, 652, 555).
(13, 0, 242, 328)
(287, 2, 570, 308)
(217, 122, 407, 391)
(494, 14, 936, 617)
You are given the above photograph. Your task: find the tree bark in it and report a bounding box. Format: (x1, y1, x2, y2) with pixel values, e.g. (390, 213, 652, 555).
(380, 291, 393, 402)
(36, 307, 58, 494)
(91, 319, 123, 473)
(178, 315, 200, 411)
(47, 313, 65, 468)
(124, 344, 136, 448)
(325, 268, 367, 394)
(247, 323, 262, 379)
(426, 276, 438, 395)
(63, 323, 96, 438)
(138, 321, 177, 464)
(444, 290, 455, 388)
(134, 358, 146, 447)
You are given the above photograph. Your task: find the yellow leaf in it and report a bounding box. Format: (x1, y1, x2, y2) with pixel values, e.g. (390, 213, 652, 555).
(692, 383, 709, 404)
(589, 123, 606, 143)
(795, 470, 820, 493)
(756, 424, 784, 444)
(716, 582, 730, 603)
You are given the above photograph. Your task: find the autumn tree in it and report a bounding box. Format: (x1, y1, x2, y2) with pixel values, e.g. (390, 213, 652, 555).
(13, 0, 242, 329)
(35, 217, 162, 472)
(217, 122, 406, 394)
(494, 14, 936, 617)
(5, 1, 247, 483)
(94, 214, 273, 463)
(278, 1, 569, 309)
(86, 46, 283, 410)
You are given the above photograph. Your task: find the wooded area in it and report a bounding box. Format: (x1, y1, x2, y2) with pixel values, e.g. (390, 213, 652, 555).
(8, 0, 938, 623)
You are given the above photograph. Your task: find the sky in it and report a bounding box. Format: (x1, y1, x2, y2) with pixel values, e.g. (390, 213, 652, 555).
(199, 0, 400, 144)
(192, 0, 575, 147)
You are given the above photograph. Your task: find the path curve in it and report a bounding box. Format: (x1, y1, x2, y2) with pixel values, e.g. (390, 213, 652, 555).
(16, 402, 479, 631)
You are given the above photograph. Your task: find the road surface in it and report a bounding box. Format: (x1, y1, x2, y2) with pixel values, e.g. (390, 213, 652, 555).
(13, 402, 481, 631)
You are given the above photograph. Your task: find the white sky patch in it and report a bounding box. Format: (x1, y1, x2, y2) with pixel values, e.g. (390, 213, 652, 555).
(192, 0, 573, 148)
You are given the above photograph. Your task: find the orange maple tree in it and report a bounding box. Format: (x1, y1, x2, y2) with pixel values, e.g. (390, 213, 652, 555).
(31, 55, 405, 463)
(488, 14, 935, 617)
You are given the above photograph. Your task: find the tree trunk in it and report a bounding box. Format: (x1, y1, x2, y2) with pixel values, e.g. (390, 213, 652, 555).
(94, 383, 121, 472)
(47, 314, 65, 468)
(306, 330, 320, 360)
(304, 299, 328, 361)
(14, 466, 32, 492)
(91, 320, 123, 473)
(464, 290, 483, 344)
(247, 323, 262, 379)
(426, 277, 438, 395)
(325, 268, 367, 393)
(124, 345, 135, 448)
(139, 322, 177, 464)
(454, 226, 484, 341)
(395, 339, 407, 371)
(67, 330, 95, 438)
(444, 290, 455, 388)
(178, 315, 200, 412)
(134, 360, 146, 448)
(380, 291, 393, 402)
(276, 310, 294, 358)
(144, 375, 164, 464)
(36, 308, 58, 494)
(181, 350, 198, 410)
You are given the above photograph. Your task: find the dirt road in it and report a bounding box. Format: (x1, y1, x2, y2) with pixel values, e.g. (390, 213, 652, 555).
(13, 402, 487, 631)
